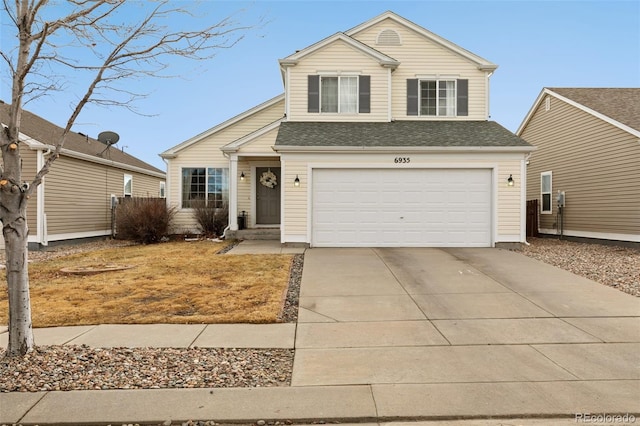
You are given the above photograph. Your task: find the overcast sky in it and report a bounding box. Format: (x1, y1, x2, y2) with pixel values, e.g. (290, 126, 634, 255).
(3, 1, 639, 170)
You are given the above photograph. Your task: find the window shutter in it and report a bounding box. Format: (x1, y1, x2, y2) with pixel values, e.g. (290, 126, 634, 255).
(308, 75, 320, 113)
(407, 79, 419, 116)
(358, 75, 371, 113)
(457, 79, 468, 116)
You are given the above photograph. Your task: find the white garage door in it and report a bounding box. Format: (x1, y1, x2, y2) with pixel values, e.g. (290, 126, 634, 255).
(312, 169, 492, 247)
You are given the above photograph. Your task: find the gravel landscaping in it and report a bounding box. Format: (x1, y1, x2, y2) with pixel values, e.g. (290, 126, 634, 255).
(0, 346, 293, 392)
(519, 237, 640, 297)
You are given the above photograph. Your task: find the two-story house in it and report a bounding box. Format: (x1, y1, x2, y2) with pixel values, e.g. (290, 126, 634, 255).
(160, 11, 533, 247)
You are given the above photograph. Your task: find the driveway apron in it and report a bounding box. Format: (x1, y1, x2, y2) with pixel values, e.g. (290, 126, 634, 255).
(293, 247, 640, 416)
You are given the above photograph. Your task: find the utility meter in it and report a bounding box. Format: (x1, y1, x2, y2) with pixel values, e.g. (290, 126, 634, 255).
(556, 191, 565, 208)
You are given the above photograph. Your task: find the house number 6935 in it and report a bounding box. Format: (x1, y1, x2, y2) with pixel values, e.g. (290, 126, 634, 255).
(394, 157, 410, 164)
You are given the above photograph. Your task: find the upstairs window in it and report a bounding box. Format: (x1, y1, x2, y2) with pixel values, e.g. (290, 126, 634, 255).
(181, 167, 228, 208)
(420, 80, 456, 116)
(407, 78, 468, 117)
(308, 75, 370, 114)
(321, 76, 358, 113)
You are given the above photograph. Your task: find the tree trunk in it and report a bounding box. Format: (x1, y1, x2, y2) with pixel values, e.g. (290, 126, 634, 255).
(4, 204, 34, 357)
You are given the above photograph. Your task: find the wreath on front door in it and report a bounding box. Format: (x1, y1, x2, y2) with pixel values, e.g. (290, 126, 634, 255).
(259, 169, 278, 189)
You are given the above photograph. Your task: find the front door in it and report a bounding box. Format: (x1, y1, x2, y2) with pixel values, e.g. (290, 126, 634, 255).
(256, 167, 281, 225)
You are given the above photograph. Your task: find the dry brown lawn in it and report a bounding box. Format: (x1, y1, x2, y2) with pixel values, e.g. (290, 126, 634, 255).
(0, 241, 294, 327)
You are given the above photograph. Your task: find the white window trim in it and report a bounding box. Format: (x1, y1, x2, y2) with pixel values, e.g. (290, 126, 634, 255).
(418, 79, 457, 117)
(319, 75, 359, 114)
(124, 174, 132, 197)
(180, 167, 229, 209)
(159, 181, 166, 198)
(541, 171, 552, 214)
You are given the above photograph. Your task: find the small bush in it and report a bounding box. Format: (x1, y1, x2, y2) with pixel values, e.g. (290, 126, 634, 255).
(192, 201, 228, 237)
(115, 197, 176, 244)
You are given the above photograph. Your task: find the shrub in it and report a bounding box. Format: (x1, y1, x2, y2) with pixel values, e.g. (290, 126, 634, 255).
(115, 197, 176, 244)
(191, 201, 228, 237)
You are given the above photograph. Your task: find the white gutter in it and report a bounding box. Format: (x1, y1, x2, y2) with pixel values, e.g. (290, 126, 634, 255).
(30, 143, 165, 179)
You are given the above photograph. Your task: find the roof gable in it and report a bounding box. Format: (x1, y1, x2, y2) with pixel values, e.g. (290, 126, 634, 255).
(345, 11, 497, 71)
(160, 94, 285, 158)
(279, 32, 399, 69)
(517, 88, 640, 138)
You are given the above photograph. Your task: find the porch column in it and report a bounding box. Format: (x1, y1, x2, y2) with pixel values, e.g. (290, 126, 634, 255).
(229, 154, 238, 231)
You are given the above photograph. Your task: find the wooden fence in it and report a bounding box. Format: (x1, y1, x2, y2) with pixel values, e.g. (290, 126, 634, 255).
(526, 199, 539, 238)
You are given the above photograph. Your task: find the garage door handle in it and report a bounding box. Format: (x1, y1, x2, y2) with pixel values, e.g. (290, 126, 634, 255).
(400, 216, 404, 219)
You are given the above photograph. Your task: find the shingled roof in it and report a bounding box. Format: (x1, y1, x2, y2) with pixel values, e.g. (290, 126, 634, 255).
(275, 121, 531, 149)
(0, 101, 164, 176)
(549, 88, 640, 132)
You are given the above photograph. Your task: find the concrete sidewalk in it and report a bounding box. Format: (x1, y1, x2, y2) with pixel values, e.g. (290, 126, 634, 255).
(2, 245, 639, 425)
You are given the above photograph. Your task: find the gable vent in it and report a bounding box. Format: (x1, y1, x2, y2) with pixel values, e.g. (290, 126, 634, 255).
(376, 29, 401, 46)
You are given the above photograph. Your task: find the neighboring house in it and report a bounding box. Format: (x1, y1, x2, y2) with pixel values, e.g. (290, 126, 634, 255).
(161, 11, 533, 247)
(0, 101, 166, 249)
(518, 88, 640, 244)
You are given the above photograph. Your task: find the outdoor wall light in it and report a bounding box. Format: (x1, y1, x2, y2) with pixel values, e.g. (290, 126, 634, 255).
(240, 172, 245, 181)
(294, 175, 300, 187)
(507, 174, 514, 186)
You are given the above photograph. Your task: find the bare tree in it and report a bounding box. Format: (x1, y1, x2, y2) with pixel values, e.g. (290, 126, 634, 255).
(1, 0, 254, 357)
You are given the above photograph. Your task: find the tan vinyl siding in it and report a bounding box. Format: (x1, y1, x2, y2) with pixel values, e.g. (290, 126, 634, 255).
(237, 126, 279, 154)
(523, 95, 640, 236)
(237, 160, 251, 215)
(43, 155, 163, 236)
(282, 160, 308, 238)
(281, 152, 523, 243)
(496, 160, 522, 236)
(168, 99, 284, 232)
(287, 40, 390, 122)
(350, 18, 489, 120)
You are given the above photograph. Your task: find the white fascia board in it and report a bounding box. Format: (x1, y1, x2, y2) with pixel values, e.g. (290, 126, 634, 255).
(345, 11, 497, 71)
(274, 145, 535, 153)
(516, 88, 548, 136)
(28, 142, 166, 179)
(160, 94, 285, 158)
(550, 89, 640, 138)
(221, 119, 283, 152)
(279, 32, 399, 69)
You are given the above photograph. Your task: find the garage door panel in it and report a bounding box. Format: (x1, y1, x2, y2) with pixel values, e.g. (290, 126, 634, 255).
(312, 169, 492, 247)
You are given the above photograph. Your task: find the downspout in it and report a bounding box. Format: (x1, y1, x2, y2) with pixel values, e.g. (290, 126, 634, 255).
(485, 71, 493, 119)
(36, 148, 51, 246)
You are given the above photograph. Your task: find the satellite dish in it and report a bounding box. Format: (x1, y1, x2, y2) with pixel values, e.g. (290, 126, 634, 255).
(98, 131, 120, 145)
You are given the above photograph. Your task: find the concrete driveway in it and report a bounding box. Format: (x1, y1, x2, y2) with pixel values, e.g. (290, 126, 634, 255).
(294, 247, 640, 418)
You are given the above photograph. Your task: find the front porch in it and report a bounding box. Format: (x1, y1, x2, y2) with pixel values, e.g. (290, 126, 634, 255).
(227, 154, 282, 233)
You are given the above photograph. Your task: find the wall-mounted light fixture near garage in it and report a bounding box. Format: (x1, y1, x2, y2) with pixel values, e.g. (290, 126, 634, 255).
(240, 172, 245, 181)
(507, 174, 514, 187)
(294, 175, 300, 187)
